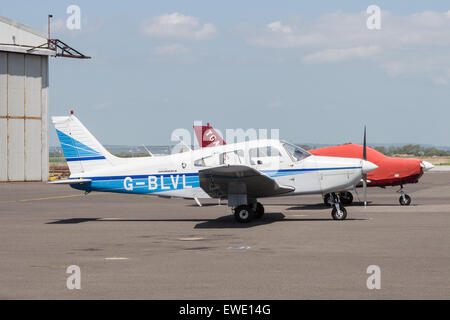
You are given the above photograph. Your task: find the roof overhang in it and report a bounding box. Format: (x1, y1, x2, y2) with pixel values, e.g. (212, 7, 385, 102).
(0, 44, 55, 56)
(0, 16, 89, 59)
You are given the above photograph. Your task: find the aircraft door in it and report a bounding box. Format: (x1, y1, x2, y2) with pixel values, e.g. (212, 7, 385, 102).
(249, 146, 286, 170)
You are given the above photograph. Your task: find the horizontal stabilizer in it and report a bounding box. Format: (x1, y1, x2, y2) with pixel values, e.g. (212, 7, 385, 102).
(49, 179, 92, 184)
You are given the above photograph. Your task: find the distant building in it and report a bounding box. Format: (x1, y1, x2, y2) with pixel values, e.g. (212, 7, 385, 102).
(0, 16, 88, 181)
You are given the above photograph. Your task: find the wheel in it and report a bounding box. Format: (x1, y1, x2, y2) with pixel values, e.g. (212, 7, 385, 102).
(339, 191, 353, 205)
(331, 206, 347, 220)
(399, 194, 411, 206)
(323, 193, 332, 206)
(234, 205, 255, 223)
(254, 202, 264, 218)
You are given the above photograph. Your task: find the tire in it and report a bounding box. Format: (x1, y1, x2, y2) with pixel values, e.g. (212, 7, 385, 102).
(254, 202, 264, 219)
(331, 206, 347, 220)
(323, 193, 332, 206)
(234, 205, 255, 223)
(399, 194, 411, 206)
(339, 191, 353, 205)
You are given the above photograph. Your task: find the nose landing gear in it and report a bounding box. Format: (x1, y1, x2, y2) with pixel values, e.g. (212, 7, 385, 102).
(324, 191, 353, 206)
(329, 193, 347, 220)
(398, 185, 412, 206)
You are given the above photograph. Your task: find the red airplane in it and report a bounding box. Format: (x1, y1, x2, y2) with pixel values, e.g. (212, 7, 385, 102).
(193, 123, 434, 206)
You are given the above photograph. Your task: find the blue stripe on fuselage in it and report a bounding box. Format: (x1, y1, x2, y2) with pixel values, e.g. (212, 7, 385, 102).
(66, 156, 106, 162)
(72, 166, 361, 181)
(70, 166, 361, 194)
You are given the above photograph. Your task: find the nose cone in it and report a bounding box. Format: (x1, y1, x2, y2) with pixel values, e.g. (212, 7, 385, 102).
(362, 160, 378, 174)
(421, 160, 434, 172)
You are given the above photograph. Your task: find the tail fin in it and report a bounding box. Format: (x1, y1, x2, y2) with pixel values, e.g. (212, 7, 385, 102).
(52, 115, 122, 176)
(193, 122, 226, 148)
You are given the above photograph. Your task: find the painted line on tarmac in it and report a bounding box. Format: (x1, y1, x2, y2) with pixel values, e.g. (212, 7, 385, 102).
(104, 257, 129, 260)
(0, 193, 96, 203)
(19, 194, 85, 202)
(228, 246, 251, 250)
(177, 237, 205, 241)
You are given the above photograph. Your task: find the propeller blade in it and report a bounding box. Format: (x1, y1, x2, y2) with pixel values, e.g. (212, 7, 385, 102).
(363, 125, 367, 207)
(363, 125, 367, 160)
(363, 173, 367, 207)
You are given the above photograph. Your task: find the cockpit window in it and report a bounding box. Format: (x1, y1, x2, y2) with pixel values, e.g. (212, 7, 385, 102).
(282, 142, 311, 161)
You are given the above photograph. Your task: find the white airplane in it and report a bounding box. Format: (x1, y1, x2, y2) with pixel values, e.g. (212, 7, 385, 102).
(51, 114, 378, 223)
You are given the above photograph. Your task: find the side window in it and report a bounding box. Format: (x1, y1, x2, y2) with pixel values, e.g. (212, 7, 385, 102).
(194, 154, 221, 167)
(283, 142, 311, 162)
(249, 147, 282, 165)
(220, 150, 244, 165)
(194, 158, 206, 167)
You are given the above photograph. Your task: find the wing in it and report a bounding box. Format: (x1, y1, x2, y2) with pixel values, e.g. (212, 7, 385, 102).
(198, 165, 294, 199)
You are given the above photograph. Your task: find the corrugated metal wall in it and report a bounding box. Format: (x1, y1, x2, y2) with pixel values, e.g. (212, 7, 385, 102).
(0, 51, 48, 181)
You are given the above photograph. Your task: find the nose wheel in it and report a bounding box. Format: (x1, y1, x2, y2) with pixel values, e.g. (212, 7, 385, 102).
(399, 193, 411, 206)
(331, 206, 347, 220)
(329, 193, 347, 220)
(398, 186, 412, 206)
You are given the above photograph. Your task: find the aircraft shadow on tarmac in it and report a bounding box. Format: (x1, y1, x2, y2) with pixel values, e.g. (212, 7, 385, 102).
(283, 201, 400, 210)
(46, 213, 367, 229)
(189, 201, 398, 211)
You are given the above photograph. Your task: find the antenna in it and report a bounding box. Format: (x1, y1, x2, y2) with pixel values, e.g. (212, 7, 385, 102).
(142, 145, 153, 156)
(47, 14, 53, 47)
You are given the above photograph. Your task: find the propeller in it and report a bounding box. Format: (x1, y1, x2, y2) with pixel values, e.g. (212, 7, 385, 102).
(363, 125, 367, 207)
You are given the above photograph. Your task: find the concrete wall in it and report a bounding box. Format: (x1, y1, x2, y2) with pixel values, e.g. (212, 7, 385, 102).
(0, 51, 49, 181)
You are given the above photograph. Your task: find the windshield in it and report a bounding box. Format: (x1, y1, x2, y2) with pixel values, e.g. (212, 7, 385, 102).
(282, 141, 311, 161)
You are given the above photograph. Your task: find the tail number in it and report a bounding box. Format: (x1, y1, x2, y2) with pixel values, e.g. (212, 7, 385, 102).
(123, 175, 192, 191)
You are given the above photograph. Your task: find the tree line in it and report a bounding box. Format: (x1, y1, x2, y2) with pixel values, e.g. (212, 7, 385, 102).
(373, 145, 450, 157)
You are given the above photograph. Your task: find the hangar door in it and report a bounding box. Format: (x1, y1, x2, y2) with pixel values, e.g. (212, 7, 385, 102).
(0, 51, 49, 181)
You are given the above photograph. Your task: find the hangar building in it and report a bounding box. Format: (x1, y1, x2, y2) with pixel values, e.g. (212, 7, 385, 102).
(0, 16, 88, 181)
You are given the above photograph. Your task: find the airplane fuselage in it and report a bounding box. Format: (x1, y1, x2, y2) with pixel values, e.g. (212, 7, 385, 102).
(70, 140, 368, 199)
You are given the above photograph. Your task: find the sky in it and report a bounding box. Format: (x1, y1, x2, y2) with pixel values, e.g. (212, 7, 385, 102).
(2, 1, 450, 147)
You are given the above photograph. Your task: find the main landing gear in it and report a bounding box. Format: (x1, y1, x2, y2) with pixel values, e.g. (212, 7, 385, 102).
(398, 185, 412, 206)
(329, 193, 347, 221)
(233, 202, 265, 223)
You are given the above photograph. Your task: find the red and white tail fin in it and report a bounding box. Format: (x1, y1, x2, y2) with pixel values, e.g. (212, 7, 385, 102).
(193, 122, 226, 148)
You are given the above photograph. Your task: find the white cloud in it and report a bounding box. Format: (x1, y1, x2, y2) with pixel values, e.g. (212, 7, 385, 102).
(267, 21, 292, 33)
(246, 11, 450, 84)
(303, 46, 380, 64)
(153, 44, 191, 56)
(380, 55, 450, 84)
(142, 13, 216, 41)
(249, 11, 450, 49)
